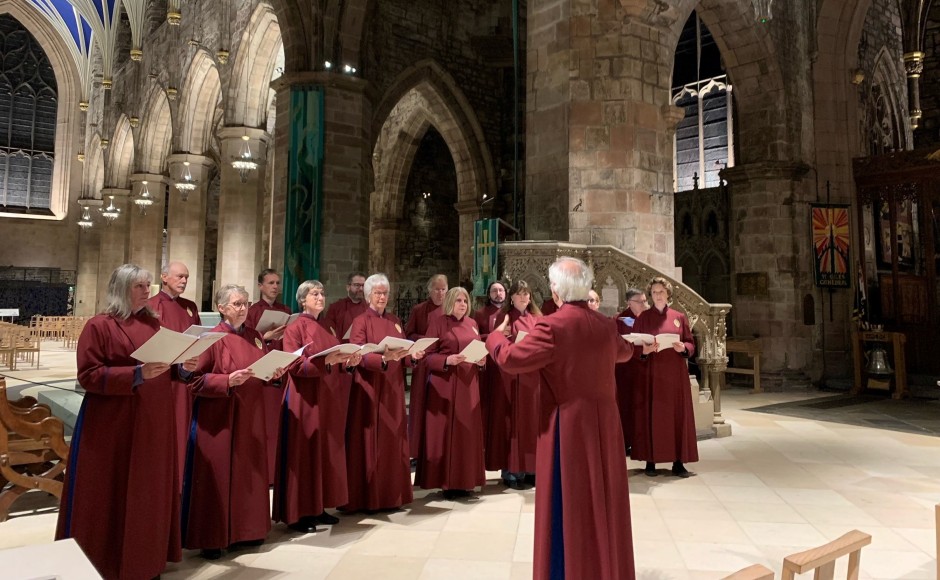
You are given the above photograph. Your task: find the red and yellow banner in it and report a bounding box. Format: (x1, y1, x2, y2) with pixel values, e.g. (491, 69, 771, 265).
(811, 204, 851, 288)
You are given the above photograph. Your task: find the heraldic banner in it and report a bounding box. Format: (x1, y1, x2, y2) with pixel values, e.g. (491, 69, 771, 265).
(472, 219, 499, 297)
(811, 203, 851, 288)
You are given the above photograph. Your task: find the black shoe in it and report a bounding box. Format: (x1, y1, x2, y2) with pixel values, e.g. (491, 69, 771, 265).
(288, 519, 318, 533)
(672, 462, 692, 478)
(442, 489, 460, 500)
(200, 548, 222, 560)
(644, 462, 658, 477)
(316, 511, 340, 525)
(523, 473, 536, 487)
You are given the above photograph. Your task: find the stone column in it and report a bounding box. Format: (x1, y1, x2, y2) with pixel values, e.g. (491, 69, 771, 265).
(216, 126, 268, 298)
(723, 161, 815, 383)
(95, 188, 131, 311)
(455, 199, 481, 284)
(127, 174, 169, 278)
(74, 198, 102, 316)
(166, 154, 214, 309)
(526, 1, 679, 273)
(270, 73, 372, 300)
(369, 218, 401, 285)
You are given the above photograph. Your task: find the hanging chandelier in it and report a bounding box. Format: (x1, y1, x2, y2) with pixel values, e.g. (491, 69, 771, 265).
(752, 0, 773, 23)
(232, 135, 258, 182)
(77, 207, 94, 230)
(134, 180, 154, 212)
(175, 161, 197, 200)
(101, 195, 121, 223)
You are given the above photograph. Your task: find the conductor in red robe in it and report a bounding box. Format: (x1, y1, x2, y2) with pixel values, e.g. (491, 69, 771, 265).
(416, 287, 485, 499)
(147, 260, 201, 490)
(405, 273, 447, 459)
(614, 288, 649, 455)
(57, 264, 185, 580)
(245, 268, 292, 484)
(322, 272, 367, 340)
(485, 280, 541, 489)
(276, 279, 361, 532)
(631, 276, 699, 478)
(486, 256, 636, 580)
(344, 273, 426, 512)
(183, 284, 287, 560)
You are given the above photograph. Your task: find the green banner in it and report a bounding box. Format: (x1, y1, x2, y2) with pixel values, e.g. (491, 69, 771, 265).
(472, 219, 499, 296)
(282, 86, 325, 309)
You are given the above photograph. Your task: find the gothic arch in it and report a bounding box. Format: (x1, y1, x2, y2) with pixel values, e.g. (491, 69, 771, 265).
(0, 2, 82, 219)
(108, 115, 135, 188)
(673, 0, 791, 163)
(137, 86, 172, 174)
(84, 133, 105, 197)
(370, 61, 496, 280)
(178, 49, 222, 154)
(228, 4, 282, 128)
(867, 47, 910, 153)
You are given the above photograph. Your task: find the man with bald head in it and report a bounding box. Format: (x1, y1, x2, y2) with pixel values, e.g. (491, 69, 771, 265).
(147, 261, 202, 491)
(485, 256, 636, 580)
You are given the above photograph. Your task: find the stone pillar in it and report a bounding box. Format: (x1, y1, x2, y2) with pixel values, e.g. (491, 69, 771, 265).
(369, 218, 401, 285)
(455, 199, 481, 284)
(96, 188, 131, 311)
(127, 174, 169, 278)
(270, 73, 372, 300)
(216, 126, 268, 298)
(166, 154, 214, 309)
(74, 198, 102, 316)
(723, 161, 815, 383)
(526, 1, 678, 273)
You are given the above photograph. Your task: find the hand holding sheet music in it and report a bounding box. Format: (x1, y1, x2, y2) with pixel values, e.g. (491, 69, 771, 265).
(131, 327, 227, 364)
(458, 339, 489, 364)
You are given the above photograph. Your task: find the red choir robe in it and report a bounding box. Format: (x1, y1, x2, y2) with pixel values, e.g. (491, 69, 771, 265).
(147, 290, 201, 488)
(486, 301, 636, 580)
(322, 296, 368, 342)
(540, 299, 558, 316)
(614, 310, 648, 454)
(485, 308, 540, 473)
(404, 299, 443, 458)
(183, 323, 278, 550)
(246, 298, 292, 484)
(57, 311, 181, 580)
(415, 314, 485, 491)
(472, 303, 500, 451)
(630, 305, 699, 464)
(274, 314, 351, 524)
(343, 308, 414, 512)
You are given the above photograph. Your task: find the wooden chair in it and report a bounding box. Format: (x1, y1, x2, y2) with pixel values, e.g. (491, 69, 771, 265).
(13, 327, 40, 369)
(724, 337, 763, 393)
(0, 327, 15, 370)
(781, 530, 872, 580)
(722, 563, 775, 580)
(0, 379, 69, 521)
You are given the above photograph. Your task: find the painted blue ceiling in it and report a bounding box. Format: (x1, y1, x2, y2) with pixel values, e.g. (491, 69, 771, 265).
(28, 0, 94, 56)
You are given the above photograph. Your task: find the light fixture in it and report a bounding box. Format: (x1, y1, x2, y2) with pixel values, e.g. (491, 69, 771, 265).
(325, 61, 332, 69)
(134, 180, 154, 212)
(175, 161, 197, 200)
(422, 191, 431, 199)
(752, 0, 773, 23)
(77, 207, 94, 230)
(101, 195, 121, 223)
(232, 135, 259, 182)
(343, 64, 357, 74)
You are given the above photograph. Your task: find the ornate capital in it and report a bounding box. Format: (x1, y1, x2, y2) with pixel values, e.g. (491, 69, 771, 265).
(904, 52, 925, 78)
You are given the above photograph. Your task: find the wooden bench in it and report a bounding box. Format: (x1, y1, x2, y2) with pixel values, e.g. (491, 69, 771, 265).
(0, 379, 69, 521)
(722, 564, 774, 580)
(782, 529, 871, 580)
(724, 337, 762, 393)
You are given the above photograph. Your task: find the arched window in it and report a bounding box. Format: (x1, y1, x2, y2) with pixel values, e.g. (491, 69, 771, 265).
(0, 14, 57, 214)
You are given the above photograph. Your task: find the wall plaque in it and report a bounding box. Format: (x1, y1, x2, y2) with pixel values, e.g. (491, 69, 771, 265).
(736, 272, 769, 296)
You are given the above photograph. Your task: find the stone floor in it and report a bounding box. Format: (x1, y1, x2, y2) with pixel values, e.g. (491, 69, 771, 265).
(0, 345, 938, 579)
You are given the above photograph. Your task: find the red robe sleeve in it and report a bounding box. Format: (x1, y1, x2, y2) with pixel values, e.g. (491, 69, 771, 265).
(76, 317, 137, 396)
(485, 321, 556, 375)
(424, 316, 449, 374)
(190, 338, 235, 398)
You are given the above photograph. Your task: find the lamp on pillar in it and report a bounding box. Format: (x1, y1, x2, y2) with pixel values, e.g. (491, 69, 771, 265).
(133, 180, 154, 213)
(101, 195, 121, 223)
(174, 161, 198, 200)
(752, 0, 773, 23)
(232, 135, 259, 182)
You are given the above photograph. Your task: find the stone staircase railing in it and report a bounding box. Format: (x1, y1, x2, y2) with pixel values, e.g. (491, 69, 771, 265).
(499, 241, 733, 437)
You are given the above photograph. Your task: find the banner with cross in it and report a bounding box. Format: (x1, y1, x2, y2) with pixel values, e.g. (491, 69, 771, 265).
(472, 218, 499, 297)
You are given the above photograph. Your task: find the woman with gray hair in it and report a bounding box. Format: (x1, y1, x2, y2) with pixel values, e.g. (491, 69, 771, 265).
(183, 283, 288, 560)
(275, 280, 361, 533)
(343, 273, 426, 513)
(57, 264, 187, 579)
(416, 286, 485, 499)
